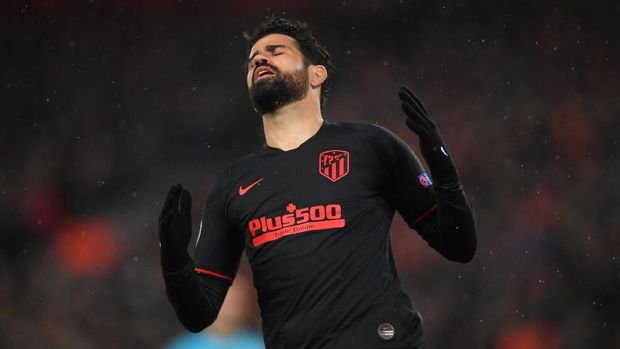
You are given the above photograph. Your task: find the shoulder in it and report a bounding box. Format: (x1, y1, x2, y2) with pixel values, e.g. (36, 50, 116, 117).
(208, 152, 263, 195)
(329, 121, 406, 150)
(225, 151, 262, 175)
(324, 120, 398, 141)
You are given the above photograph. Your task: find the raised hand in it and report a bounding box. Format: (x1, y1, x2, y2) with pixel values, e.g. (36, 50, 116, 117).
(158, 183, 193, 270)
(399, 86, 459, 186)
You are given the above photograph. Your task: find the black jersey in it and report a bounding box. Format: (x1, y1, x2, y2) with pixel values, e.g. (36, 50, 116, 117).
(193, 121, 437, 349)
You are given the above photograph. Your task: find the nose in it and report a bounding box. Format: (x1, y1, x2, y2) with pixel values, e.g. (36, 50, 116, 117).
(253, 54, 268, 68)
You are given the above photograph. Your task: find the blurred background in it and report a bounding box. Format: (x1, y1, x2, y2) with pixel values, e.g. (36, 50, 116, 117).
(1, 0, 619, 348)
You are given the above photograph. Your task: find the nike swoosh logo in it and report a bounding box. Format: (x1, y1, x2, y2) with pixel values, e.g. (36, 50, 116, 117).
(440, 146, 449, 157)
(239, 178, 264, 196)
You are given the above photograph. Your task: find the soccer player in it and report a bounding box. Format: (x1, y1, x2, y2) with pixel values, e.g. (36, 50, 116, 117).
(158, 17, 477, 349)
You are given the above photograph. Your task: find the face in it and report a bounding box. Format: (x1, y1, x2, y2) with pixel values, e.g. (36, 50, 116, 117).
(246, 34, 310, 114)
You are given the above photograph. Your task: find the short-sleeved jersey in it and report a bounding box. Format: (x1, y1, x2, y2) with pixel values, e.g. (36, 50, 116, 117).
(194, 121, 436, 349)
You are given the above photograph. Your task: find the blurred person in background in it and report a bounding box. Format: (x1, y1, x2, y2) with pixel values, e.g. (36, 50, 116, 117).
(158, 17, 476, 348)
(164, 274, 264, 349)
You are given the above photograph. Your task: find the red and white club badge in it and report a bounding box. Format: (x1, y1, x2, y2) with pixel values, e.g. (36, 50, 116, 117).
(319, 150, 350, 182)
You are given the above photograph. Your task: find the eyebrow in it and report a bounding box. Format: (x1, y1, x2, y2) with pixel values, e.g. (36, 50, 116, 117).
(247, 44, 287, 66)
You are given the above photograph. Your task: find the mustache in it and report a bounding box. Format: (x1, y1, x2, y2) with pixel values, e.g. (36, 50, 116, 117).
(255, 61, 281, 75)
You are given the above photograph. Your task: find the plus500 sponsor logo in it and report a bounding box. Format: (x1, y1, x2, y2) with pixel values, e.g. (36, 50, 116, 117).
(248, 204, 345, 246)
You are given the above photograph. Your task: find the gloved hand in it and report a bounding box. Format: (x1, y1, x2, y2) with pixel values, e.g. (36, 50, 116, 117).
(399, 86, 459, 187)
(159, 183, 193, 271)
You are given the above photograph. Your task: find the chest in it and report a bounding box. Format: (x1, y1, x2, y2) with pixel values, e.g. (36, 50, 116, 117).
(228, 142, 386, 248)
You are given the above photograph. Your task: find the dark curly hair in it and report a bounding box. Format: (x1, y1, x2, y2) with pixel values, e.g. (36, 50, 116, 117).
(244, 17, 335, 107)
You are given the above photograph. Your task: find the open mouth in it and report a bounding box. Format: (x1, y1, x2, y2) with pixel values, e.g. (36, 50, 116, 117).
(253, 66, 276, 83)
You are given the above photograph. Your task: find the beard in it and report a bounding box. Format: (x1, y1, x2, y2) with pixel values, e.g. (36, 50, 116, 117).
(249, 66, 309, 114)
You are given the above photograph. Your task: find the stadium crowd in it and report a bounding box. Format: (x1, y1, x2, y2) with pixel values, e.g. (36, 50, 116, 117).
(1, 1, 618, 348)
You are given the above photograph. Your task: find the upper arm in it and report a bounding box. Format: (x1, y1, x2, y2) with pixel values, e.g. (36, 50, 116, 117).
(193, 177, 244, 283)
(367, 124, 437, 227)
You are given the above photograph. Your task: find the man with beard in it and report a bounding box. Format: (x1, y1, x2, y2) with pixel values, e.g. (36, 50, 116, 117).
(159, 17, 477, 349)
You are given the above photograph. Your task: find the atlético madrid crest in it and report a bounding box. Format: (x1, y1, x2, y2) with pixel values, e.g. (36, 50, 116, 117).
(319, 150, 350, 182)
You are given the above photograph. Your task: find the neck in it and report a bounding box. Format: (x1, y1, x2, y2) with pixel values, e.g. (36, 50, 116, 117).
(261, 96, 323, 151)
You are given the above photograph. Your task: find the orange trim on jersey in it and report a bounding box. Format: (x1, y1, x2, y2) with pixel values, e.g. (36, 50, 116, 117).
(412, 203, 438, 225)
(194, 268, 234, 282)
(252, 219, 346, 247)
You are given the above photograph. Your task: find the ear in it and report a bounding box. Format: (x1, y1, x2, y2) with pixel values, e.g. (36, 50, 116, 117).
(309, 65, 328, 88)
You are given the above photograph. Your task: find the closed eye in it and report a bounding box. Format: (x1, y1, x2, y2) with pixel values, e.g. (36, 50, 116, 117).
(246, 44, 287, 71)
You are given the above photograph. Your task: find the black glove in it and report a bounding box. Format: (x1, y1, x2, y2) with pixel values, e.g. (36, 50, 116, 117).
(159, 183, 193, 272)
(399, 86, 459, 187)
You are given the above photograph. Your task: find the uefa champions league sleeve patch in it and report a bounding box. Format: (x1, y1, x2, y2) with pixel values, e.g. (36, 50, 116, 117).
(417, 172, 433, 188)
